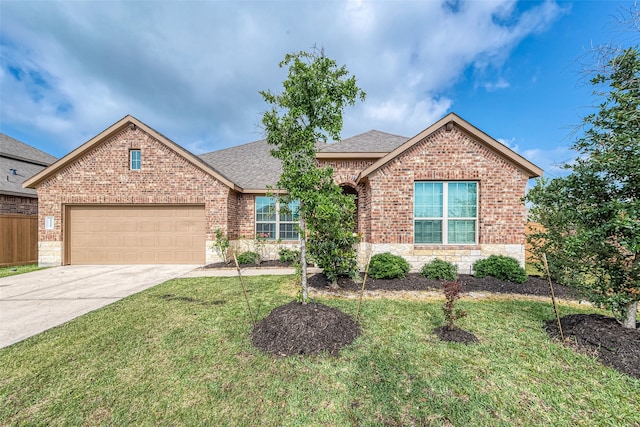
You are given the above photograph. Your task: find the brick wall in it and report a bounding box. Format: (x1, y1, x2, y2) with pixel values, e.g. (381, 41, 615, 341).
(35, 126, 232, 264)
(0, 194, 38, 215)
(364, 126, 529, 248)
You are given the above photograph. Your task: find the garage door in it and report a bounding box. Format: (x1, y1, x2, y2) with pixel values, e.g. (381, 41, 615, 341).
(66, 205, 205, 264)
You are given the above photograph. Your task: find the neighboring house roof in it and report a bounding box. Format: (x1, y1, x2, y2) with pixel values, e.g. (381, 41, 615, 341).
(1, 133, 57, 198)
(357, 112, 543, 181)
(23, 115, 240, 192)
(199, 139, 283, 192)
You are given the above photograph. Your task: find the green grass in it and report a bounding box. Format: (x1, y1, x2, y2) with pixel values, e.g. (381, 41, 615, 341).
(525, 262, 544, 277)
(0, 263, 40, 278)
(1, 275, 638, 426)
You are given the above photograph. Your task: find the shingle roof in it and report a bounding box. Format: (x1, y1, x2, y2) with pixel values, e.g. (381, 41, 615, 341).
(318, 130, 408, 153)
(198, 131, 407, 190)
(0, 133, 57, 166)
(0, 133, 57, 197)
(199, 139, 284, 190)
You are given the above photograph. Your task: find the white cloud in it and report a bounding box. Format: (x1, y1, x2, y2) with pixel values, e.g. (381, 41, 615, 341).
(0, 0, 564, 155)
(483, 78, 511, 91)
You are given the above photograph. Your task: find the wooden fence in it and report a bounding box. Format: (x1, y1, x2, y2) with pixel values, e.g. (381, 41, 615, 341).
(0, 214, 38, 266)
(525, 222, 545, 263)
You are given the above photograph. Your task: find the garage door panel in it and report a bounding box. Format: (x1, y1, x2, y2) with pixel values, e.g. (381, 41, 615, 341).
(67, 205, 205, 264)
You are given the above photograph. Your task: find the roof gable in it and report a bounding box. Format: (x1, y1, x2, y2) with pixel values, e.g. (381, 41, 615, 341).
(23, 115, 239, 191)
(356, 113, 543, 181)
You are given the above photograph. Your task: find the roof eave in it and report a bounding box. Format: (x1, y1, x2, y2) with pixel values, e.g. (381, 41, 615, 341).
(1, 190, 37, 198)
(315, 152, 388, 160)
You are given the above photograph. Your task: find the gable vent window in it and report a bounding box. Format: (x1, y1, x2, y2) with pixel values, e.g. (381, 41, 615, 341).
(130, 149, 141, 170)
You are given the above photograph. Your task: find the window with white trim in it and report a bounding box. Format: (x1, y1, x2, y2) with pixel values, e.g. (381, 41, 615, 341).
(255, 196, 299, 240)
(414, 181, 477, 244)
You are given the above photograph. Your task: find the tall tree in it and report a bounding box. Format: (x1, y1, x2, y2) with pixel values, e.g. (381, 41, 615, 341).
(260, 49, 365, 303)
(526, 47, 640, 328)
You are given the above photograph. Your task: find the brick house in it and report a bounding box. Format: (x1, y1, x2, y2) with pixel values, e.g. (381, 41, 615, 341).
(1, 133, 57, 215)
(24, 113, 542, 271)
(1, 133, 57, 265)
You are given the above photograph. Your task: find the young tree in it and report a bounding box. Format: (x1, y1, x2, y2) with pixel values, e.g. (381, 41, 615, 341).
(260, 49, 365, 303)
(306, 189, 360, 288)
(526, 47, 640, 329)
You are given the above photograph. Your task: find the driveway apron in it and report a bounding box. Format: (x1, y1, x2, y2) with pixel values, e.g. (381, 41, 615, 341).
(0, 264, 197, 348)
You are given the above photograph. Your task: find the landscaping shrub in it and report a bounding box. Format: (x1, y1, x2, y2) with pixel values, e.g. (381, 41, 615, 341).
(420, 258, 458, 280)
(473, 255, 528, 283)
(236, 251, 259, 265)
(212, 228, 230, 263)
(368, 252, 410, 279)
(442, 280, 467, 329)
(278, 247, 300, 263)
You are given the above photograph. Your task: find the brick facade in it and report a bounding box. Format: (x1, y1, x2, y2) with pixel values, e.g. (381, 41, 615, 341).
(28, 115, 537, 269)
(0, 194, 38, 215)
(324, 126, 530, 269)
(34, 126, 231, 265)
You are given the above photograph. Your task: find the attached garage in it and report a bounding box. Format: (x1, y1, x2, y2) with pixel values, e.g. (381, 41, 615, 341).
(65, 205, 205, 265)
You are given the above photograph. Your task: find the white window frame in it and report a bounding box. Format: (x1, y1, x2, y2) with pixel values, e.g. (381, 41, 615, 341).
(130, 149, 141, 170)
(414, 181, 478, 245)
(255, 196, 299, 241)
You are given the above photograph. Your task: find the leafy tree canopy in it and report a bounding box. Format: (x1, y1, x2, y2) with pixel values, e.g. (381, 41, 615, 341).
(260, 49, 365, 302)
(526, 47, 640, 328)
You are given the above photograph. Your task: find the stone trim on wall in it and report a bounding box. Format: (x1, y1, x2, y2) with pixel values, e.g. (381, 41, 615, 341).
(357, 242, 524, 274)
(38, 241, 62, 267)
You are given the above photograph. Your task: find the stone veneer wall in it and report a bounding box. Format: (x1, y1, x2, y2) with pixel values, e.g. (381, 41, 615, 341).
(35, 126, 231, 266)
(357, 242, 524, 274)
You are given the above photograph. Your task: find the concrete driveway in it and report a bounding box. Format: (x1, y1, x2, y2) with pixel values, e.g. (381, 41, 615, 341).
(0, 264, 198, 348)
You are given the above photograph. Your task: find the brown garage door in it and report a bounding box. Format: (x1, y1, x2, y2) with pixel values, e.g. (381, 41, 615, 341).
(66, 205, 205, 264)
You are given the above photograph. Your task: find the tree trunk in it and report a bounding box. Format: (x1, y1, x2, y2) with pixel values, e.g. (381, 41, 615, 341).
(622, 300, 638, 329)
(299, 212, 308, 304)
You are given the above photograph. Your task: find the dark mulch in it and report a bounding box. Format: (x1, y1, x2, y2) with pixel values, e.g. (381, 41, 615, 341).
(252, 301, 360, 357)
(433, 326, 479, 344)
(307, 273, 581, 300)
(205, 260, 295, 269)
(546, 314, 640, 379)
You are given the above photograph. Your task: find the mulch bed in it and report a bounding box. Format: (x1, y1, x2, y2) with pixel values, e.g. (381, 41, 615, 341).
(252, 301, 360, 356)
(433, 326, 479, 344)
(546, 314, 640, 379)
(307, 273, 582, 300)
(205, 260, 295, 268)
(226, 266, 637, 379)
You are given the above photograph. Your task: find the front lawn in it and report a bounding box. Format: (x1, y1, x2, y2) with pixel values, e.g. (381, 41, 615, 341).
(0, 263, 40, 278)
(1, 275, 638, 426)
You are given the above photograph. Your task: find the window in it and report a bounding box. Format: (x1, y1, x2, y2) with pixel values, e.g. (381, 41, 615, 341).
(414, 181, 477, 244)
(255, 196, 299, 240)
(130, 149, 141, 170)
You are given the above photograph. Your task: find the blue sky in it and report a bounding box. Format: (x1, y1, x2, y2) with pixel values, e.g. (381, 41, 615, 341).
(1, 0, 637, 178)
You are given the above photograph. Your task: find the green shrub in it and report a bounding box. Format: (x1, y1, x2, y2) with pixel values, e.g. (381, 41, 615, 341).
(473, 255, 528, 283)
(278, 247, 300, 263)
(236, 251, 259, 265)
(420, 258, 458, 280)
(368, 252, 410, 279)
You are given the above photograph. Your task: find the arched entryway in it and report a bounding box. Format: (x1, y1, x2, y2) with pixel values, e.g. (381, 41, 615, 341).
(340, 184, 358, 233)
